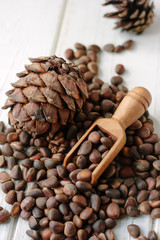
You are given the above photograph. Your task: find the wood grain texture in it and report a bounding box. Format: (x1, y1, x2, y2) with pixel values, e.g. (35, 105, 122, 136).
(0, 0, 65, 239)
(0, 0, 160, 239)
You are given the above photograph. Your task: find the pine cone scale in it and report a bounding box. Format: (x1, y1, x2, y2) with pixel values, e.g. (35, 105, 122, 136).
(58, 76, 80, 99)
(18, 105, 31, 122)
(60, 94, 76, 111)
(25, 63, 46, 73)
(8, 88, 28, 103)
(11, 78, 28, 88)
(29, 56, 49, 63)
(8, 111, 17, 125)
(2, 99, 15, 109)
(40, 72, 65, 94)
(123, 22, 132, 30)
(25, 73, 45, 87)
(40, 87, 63, 109)
(35, 121, 50, 135)
(139, 10, 146, 18)
(103, 0, 122, 6)
(23, 86, 47, 103)
(58, 109, 70, 125)
(119, 10, 128, 17)
(16, 70, 29, 78)
(75, 98, 84, 110)
(24, 120, 36, 134)
(76, 81, 89, 99)
(24, 102, 40, 118)
(104, 11, 123, 18)
(12, 103, 30, 122)
(130, 9, 139, 19)
(41, 103, 58, 123)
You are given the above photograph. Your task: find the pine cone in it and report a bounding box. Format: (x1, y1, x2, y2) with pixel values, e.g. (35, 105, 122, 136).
(2, 56, 88, 136)
(103, 0, 154, 34)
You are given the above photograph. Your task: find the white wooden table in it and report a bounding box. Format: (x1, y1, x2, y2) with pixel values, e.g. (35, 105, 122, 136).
(0, 0, 160, 239)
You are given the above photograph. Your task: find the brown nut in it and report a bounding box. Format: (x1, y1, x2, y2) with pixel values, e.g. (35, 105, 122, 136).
(0, 209, 10, 224)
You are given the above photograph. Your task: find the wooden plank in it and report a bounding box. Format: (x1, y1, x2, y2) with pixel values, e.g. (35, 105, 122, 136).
(0, 0, 160, 239)
(56, 0, 160, 239)
(0, 0, 65, 239)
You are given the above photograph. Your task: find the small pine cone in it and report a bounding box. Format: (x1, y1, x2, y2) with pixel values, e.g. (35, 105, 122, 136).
(103, 0, 154, 34)
(2, 56, 88, 136)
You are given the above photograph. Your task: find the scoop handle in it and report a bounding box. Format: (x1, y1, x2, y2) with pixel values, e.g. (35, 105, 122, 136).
(112, 86, 152, 130)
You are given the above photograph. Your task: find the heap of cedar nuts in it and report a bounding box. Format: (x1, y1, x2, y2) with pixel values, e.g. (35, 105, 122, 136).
(0, 42, 159, 240)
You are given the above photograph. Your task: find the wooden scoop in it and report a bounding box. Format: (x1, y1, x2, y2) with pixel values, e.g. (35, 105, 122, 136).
(63, 87, 152, 184)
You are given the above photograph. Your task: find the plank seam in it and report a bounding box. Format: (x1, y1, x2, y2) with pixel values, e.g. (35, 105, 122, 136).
(50, 0, 68, 55)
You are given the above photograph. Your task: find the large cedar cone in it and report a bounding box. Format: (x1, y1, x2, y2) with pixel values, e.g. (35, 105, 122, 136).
(2, 56, 88, 136)
(103, 0, 154, 34)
